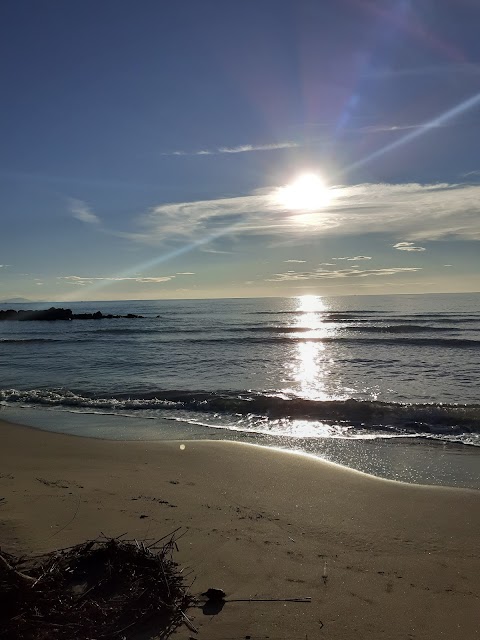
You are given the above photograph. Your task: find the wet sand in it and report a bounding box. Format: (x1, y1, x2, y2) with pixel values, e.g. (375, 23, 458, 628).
(1, 419, 479, 639)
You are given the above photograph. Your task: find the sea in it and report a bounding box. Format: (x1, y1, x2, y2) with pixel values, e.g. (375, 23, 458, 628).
(1, 293, 479, 489)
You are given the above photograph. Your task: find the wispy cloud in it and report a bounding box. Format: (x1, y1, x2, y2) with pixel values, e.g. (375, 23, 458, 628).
(175, 272, 195, 275)
(68, 199, 100, 225)
(124, 182, 480, 249)
(60, 275, 173, 286)
(165, 141, 299, 157)
(165, 126, 450, 158)
(201, 248, 234, 254)
(462, 170, 480, 178)
(284, 259, 306, 263)
(266, 267, 422, 282)
(359, 123, 443, 134)
(364, 63, 480, 79)
(333, 256, 372, 261)
(393, 241, 426, 252)
(219, 142, 299, 154)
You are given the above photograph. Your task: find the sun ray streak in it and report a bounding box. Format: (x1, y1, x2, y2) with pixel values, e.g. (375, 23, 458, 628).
(344, 91, 480, 175)
(60, 224, 240, 301)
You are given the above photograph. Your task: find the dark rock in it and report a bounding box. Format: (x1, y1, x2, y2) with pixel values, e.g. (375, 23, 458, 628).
(0, 307, 144, 321)
(0, 307, 73, 321)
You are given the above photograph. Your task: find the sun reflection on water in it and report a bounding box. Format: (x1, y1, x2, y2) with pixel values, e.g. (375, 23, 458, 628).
(297, 294, 326, 313)
(283, 295, 338, 402)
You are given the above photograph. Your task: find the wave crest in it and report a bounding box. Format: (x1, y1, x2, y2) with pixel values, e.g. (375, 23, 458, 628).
(1, 388, 479, 441)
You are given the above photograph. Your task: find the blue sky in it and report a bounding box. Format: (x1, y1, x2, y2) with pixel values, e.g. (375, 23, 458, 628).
(1, 0, 479, 301)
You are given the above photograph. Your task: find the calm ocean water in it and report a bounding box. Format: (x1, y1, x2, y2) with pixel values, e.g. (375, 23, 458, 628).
(1, 294, 479, 486)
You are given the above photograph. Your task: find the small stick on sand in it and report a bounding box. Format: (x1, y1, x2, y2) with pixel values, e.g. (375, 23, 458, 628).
(227, 597, 311, 603)
(180, 610, 198, 633)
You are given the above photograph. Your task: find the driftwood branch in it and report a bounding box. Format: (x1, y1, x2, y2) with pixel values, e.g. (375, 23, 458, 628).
(0, 552, 35, 584)
(1, 531, 194, 639)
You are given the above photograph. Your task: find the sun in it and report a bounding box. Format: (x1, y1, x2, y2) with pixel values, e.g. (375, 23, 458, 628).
(275, 173, 331, 211)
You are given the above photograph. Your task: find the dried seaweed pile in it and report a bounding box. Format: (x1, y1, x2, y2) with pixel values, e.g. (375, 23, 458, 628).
(0, 532, 194, 640)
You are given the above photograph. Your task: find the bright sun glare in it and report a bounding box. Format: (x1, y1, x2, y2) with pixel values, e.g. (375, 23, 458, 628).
(275, 173, 331, 211)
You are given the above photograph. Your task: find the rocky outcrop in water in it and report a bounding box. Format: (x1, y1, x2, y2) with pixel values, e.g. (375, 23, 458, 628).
(0, 307, 144, 321)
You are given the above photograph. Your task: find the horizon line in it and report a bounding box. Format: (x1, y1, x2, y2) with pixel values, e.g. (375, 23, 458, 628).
(2, 290, 479, 305)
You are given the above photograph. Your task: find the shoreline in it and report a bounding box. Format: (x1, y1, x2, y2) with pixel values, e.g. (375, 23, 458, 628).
(2, 415, 476, 492)
(1, 418, 480, 639)
(2, 405, 480, 490)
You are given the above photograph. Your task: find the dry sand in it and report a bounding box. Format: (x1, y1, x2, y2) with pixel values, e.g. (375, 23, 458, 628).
(1, 418, 479, 639)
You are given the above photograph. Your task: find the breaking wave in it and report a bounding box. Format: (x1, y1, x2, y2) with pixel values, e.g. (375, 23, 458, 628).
(1, 388, 479, 444)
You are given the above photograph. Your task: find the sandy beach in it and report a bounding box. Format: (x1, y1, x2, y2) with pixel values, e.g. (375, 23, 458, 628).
(1, 419, 479, 639)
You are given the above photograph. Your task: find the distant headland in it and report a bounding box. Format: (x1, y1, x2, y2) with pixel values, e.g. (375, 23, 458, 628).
(0, 297, 34, 304)
(0, 307, 143, 321)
